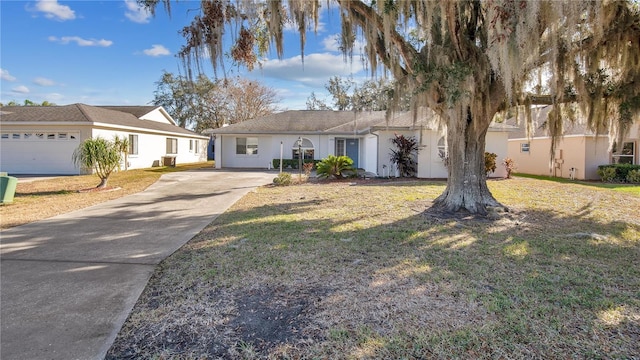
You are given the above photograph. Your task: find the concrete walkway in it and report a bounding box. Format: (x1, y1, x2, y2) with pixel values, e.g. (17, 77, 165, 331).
(0, 169, 275, 360)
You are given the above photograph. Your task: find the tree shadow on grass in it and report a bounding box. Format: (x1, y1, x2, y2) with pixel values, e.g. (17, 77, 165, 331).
(107, 184, 640, 359)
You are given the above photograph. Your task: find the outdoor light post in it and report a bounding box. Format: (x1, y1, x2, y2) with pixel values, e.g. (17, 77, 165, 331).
(297, 137, 302, 182)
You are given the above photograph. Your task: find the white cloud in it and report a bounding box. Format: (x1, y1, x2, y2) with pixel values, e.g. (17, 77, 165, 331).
(46, 93, 65, 102)
(12, 85, 30, 94)
(33, 77, 56, 86)
(1, 68, 17, 82)
(142, 44, 171, 57)
(49, 36, 113, 47)
(321, 34, 367, 53)
(124, 0, 152, 24)
(257, 52, 364, 86)
(34, 0, 76, 21)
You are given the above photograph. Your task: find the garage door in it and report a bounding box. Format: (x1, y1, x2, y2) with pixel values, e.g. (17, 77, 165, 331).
(0, 131, 81, 175)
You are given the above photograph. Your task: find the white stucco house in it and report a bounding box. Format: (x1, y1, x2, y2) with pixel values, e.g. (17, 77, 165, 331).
(211, 109, 514, 178)
(0, 104, 208, 175)
(507, 106, 639, 180)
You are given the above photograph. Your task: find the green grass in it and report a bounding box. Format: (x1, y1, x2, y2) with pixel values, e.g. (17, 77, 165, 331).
(514, 172, 640, 195)
(108, 177, 640, 359)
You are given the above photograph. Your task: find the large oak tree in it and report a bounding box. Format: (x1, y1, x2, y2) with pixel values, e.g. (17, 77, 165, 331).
(144, 0, 640, 214)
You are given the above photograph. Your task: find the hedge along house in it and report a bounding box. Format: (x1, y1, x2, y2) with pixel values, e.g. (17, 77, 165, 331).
(507, 106, 640, 180)
(0, 104, 208, 175)
(210, 109, 514, 178)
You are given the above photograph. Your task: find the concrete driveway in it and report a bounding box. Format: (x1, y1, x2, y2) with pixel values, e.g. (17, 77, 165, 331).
(0, 169, 275, 360)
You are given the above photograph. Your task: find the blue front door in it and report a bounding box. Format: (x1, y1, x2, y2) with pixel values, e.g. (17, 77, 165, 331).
(346, 138, 359, 168)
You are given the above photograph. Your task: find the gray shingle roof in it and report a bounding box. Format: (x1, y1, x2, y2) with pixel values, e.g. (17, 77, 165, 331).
(211, 109, 515, 135)
(99, 106, 160, 118)
(211, 110, 390, 134)
(0, 104, 205, 138)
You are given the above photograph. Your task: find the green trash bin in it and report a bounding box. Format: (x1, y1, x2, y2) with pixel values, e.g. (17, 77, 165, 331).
(1, 175, 18, 204)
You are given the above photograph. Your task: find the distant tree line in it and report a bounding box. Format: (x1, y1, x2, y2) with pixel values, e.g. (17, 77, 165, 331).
(1, 100, 56, 107)
(152, 71, 281, 132)
(306, 76, 411, 112)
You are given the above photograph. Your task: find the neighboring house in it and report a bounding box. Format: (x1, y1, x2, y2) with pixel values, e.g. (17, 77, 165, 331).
(210, 109, 514, 178)
(0, 104, 208, 175)
(507, 106, 640, 180)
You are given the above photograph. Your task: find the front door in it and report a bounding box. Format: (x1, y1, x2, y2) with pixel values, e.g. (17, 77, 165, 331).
(346, 138, 359, 168)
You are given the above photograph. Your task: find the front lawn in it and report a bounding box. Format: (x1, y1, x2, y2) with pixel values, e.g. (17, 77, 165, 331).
(107, 177, 639, 359)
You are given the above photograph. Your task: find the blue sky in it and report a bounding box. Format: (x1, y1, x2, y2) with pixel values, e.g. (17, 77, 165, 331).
(0, 0, 371, 110)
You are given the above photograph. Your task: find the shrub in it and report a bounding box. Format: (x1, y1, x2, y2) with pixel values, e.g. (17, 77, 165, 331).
(485, 152, 497, 176)
(626, 169, 640, 183)
(597, 167, 617, 182)
(597, 164, 640, 182)
(273, 172, 292, 186)
(72, 137, 122, 188)
(272, 159, 319, 169)
(316, 155, 354, 179)
(303, 162, 314, 176)
(502, 158, 517, 179)
(390, 134, 419, 177)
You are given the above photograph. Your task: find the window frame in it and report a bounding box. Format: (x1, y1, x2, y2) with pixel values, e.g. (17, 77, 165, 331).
(335, 138, 346, 156)
(166, 137, 178, 154)
(612, 141, 635, 164)
(236, 137, 259, 155)
(129, 134, 139, 155)
(521, 142, 530, 153)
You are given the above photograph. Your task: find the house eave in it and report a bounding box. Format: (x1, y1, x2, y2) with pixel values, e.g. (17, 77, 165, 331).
(92, 122, 208, 139)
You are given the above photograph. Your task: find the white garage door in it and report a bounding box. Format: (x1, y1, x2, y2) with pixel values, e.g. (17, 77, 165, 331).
(0, 131, 81, 175)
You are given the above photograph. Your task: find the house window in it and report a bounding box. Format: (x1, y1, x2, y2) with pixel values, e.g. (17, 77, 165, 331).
(12, 133, 21, 140)
(129, 134, 138, 155)
(194, 140, 199, 154)
(47, 133, 55, 140)
(437, 137, 447, 160)
(236, 137, 258, 155)
(58, 133, 67, 139)
(292, 138, 315, 160)
(166, 138, 178, 154)
(24, 133, 32, 139)
(335, 139, 346, 156)
(293, 149, 315, 160)
(1, 133, 8, 139)
(521, 142, 530, 153)
(189, 139, 193, 151)
(612, 142, 635, 164)
(35, 133, 44, 139)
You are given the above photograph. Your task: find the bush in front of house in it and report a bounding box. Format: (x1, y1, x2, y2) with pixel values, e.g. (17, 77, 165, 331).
(316, 155, 354, 179)
(626, 169, 640, 183)
(272, 159, 319, 170)
(485, 152, 497, 176)
(597, 164, 640, 182)
(273, 172, 293, 186)
(502, 158, 517, 179)
(390, 134, 419, 177)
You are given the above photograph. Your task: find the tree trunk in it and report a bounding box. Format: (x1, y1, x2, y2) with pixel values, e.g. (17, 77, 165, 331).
(433, 111, 503, 215)
(96, 177, 108, 189)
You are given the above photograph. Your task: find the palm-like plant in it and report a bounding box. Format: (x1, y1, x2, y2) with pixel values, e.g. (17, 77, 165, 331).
(113, 135, 130, 171)
(316, 155, 354, 179)
(390, 134, 419, 177)
(72, 137, 122, 188)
